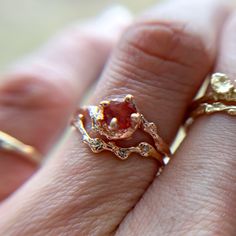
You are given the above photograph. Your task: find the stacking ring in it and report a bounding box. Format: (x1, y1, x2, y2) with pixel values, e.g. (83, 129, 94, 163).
(72, 94, 170, 165)
(186, 73, 236, 127)
(0, 131, 41, 165)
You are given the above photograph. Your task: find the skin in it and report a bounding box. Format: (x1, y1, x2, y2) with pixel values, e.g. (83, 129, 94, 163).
(0, 0, 235, 235)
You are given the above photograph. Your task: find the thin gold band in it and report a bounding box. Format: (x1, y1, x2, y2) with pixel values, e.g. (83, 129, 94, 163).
(0, 131, 41, 165)
(73, 113, 168, 165)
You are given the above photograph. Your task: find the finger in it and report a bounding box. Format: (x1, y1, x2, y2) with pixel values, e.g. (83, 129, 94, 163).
(117, 9, 236, 236)
(0, 0, 229, 235)
(0, 7, 131, 200)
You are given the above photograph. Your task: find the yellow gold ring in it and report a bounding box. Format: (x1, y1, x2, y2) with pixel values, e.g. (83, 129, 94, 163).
(0, 131, 41, 165)
(186, 73, 236, 127)
(72, 94, 170, 165)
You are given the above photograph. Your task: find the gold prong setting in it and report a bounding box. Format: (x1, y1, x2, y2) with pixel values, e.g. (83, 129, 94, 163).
(93, 95, 140, 140)
(130, 113, 141, 127)
(100, 100, 110, 107)
(109, 117, 119, 131)
(124, 94, 134, 103)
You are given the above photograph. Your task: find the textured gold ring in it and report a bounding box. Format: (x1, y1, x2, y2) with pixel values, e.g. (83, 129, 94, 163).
(186, 73, 236, 127)
(72, 94, 170, 165)
(0, 131, 41, 165)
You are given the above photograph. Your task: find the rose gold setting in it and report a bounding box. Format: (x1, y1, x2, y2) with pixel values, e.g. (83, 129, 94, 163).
(72, 94, 170, 165)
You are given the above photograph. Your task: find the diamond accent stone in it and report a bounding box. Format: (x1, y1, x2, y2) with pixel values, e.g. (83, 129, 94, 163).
(211, 73, 234, 94)
(139, 142, 151, 157)
(90, 139, 104, 152)
(116, 148, 129, 159)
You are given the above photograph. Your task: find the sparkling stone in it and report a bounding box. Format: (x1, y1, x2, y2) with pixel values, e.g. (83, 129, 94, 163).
(139, 143, 151, 157)
(117, 148, 129, 159)
(90, 139, 104, 152)
(211, 73, 234, 94)
(102, 98, 137, 130)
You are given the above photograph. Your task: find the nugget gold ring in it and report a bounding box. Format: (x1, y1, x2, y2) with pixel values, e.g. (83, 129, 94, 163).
(186, 73, 236, 127)
(0, 131, 41, 165)
(71, 94, 171, 165)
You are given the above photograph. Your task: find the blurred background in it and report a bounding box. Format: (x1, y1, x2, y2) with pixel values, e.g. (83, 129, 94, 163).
(0, 0, 163, 71)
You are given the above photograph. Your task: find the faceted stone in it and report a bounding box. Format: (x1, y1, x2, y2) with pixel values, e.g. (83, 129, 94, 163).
(211, 73, 234, 94)
(102, 99, 137, 130)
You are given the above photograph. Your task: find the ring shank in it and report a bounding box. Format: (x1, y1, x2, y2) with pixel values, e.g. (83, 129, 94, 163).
(0, 131, 41, 165)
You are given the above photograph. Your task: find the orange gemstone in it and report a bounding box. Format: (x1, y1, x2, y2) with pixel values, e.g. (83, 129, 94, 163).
(103, 99, 136, 130)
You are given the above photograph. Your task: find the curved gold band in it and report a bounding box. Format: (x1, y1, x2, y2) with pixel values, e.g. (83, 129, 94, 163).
(186, 73, 236, 127)
(73, 113, 169, 165)
(0, 131, 41, 165)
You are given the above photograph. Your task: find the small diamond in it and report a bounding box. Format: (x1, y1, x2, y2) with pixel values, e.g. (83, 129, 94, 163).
(116, 148, 129, 159)
(211, 73, 234, 94)
(139, 143, 151, 157)
(90, 139, 104, 153)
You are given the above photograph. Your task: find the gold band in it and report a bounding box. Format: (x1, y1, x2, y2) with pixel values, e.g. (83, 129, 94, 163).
(73, 113, 169, 165)
(72, 94, 170, 165)
(0, 131, 41, 165)
(186, 73, 236, 127)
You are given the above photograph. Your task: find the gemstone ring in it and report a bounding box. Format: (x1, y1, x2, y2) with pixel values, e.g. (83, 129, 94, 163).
(71, 94, 170, 165)
(186, 73, 236, 127)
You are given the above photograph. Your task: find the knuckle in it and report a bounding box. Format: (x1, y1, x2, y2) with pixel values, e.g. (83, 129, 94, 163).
(106, 20, 210, 94)
(0, 72, 75, 111)
(122, 20, 209, 69)
(59, 26, 114, 63)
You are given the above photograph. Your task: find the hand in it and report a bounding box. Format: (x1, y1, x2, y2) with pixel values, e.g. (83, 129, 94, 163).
(0, 0, 235, 235)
